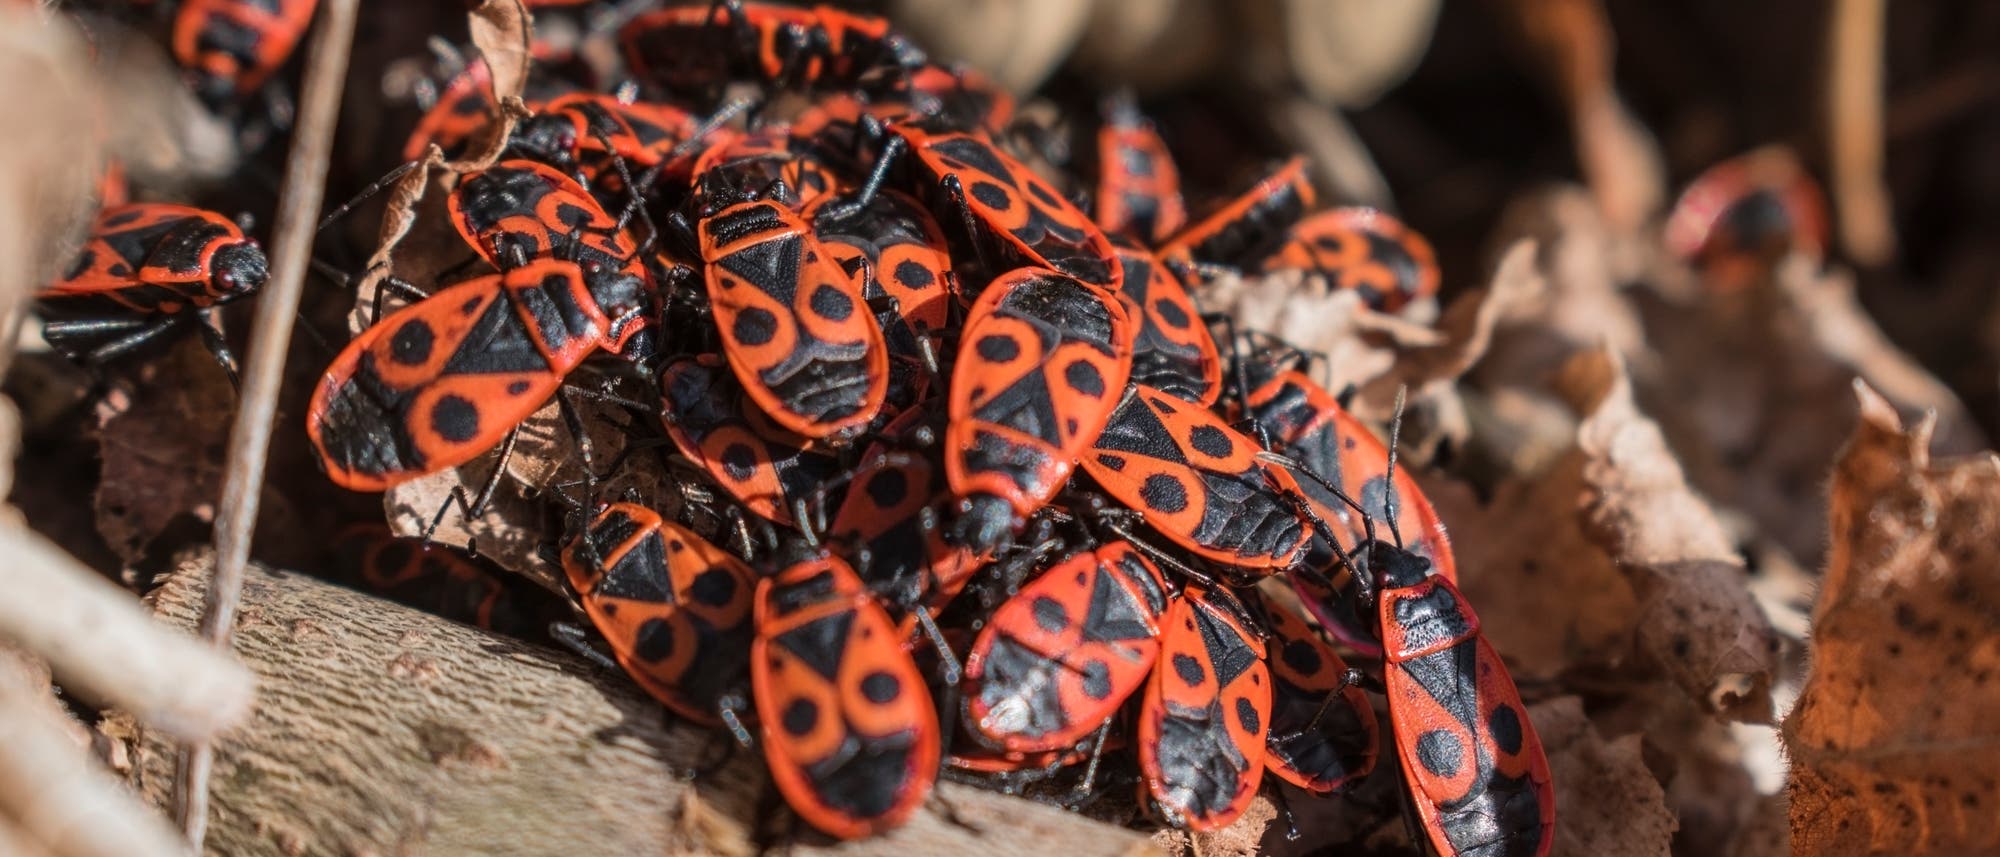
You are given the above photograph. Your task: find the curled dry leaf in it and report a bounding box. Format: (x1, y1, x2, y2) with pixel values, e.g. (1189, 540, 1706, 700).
(1782, 383, 2000, 856)
(351, 0, 532, 307)
(1448, 346, 1778, 723)
(1212, 242, 1534, 463)
(1558, 347, 1779, 722)
(1532, 696, 1677, 857)
(1480, 186, 1650, 387)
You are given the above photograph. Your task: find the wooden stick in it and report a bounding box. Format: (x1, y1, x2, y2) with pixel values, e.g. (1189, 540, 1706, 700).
(0, 652, 189, 857)
(109, 553, 1158, 857)
(1829, 0, 1895, 266)
(173, 0, 360, 847)
(0, 526, 251, 740)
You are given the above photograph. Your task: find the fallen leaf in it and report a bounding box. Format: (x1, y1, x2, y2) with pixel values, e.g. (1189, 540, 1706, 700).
(1783, 382, 2000, 856)
(1446, 346, 1779, 723)
(1534, 696, 1676, 857)
(1559, 347, 1780, 722)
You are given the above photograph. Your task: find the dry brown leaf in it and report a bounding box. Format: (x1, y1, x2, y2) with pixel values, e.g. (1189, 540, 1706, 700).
(1448, 347, 1779, 723)
(1533, 696, 1676, 857)
(468, 0, 532, 104)
(1558, 347, 1780, 722)
(1783, 383, 2000, 856)
(1480, 186, 1651, 390)
(350, 0, 532, 311)
(1347, 240, 1544, 454)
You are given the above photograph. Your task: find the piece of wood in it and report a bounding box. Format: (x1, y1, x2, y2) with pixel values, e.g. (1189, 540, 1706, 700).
(105, 551, 1158, 857)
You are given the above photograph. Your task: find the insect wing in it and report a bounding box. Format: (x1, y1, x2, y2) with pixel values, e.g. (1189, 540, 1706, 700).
(963, 541, 1171, 753)
(753, 555, 939, 839)
(563, 504, 757, 725)
(1083, 387, 1308, 570)
(1138, 587, 1272, 832)
(1381, 572, 1554, 857)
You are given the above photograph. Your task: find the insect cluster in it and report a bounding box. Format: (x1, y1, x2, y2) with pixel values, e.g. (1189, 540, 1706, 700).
(32, 1, 1572, 852)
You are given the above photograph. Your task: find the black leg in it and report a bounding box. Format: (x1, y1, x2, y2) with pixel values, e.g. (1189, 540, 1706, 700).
(194, 309, 241, 391)
(82, 315, 186, 364)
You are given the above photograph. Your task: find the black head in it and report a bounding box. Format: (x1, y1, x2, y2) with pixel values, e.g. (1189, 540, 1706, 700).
(1358, 538, 1432, 591)
(209, 241, 269, 302)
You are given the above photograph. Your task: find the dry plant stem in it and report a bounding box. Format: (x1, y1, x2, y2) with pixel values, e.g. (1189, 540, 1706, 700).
(0, 526, 251, 740)
(172, 0, 360, 846)
(0, 656, 189, 857)
(114, 554, 1159, 857)
(1828, 0, 1894, 266)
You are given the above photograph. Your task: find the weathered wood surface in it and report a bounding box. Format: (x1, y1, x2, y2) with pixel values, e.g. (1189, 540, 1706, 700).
(105, 551, 1159, 857)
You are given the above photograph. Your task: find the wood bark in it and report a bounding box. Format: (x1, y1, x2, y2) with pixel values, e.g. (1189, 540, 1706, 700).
(102, 551, 1158, 857)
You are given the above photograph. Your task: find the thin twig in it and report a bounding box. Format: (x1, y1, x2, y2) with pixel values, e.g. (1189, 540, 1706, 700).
(170, 0, 361, 848)
(1829, 0, 1894, 266)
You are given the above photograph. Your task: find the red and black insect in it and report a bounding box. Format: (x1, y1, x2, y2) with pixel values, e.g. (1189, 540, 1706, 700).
(1158, 156, 1314, 277)
(1364, 539, 1554, 857)
(308, 257, 652, 491)
(659, 354, 842, 527)
(1237, 363, 1454, 654)
(695, 183, 889, 440)
(1259, 597, 1377, 795)
(39, 203, 267, 378)
(562, 502, 758, 725)
(947, 268, 1135, 551)
(511, 92, 711, 186)
(692, 125, 843, 213)
(807, 187, 955, 410)
(878, 122, 1122, 297)
(1137, 584, 1272, 832)
(1112, 242, 1221, 407)
(830, 411, 977, 630)
(171, 0, 318, 107)
(1093, 95, 1186, 245)
(961, 540, 1170, 754)
(1664, 147, 1828, 293)
(752, 548, 940, 839)
(447, 159, 645, 276)
(894, 64, 1015, 138)
(622, 1, 925, 98)
(1081, 385, 1309, 571)
(403, 60, 498, 162)
(1263, 207, 1440, 313)
(334, 526, 567, 639)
